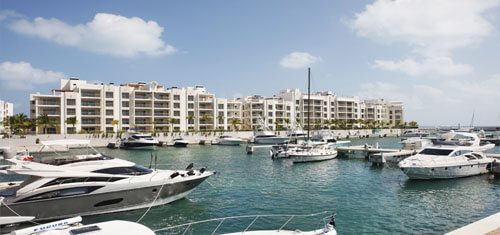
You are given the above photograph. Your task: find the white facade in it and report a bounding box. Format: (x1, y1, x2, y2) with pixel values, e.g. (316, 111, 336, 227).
(0, 100, 14, 132)
(29, 78, 404, 133)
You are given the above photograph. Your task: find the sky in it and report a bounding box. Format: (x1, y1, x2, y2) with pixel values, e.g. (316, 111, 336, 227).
(1, 0, 500, 126)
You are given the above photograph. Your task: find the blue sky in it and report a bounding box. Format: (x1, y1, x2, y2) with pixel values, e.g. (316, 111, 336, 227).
(1, 0, 500, 126)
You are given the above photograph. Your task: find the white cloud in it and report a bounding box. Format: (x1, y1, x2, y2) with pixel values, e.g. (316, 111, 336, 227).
(0, 10, 24, 21)
(374, 57, 473, 76)
(350, 0, 500, 76)
(280, 52, 321, 69)
(9, 13, 176, 57)
(0, 61, 66, 90)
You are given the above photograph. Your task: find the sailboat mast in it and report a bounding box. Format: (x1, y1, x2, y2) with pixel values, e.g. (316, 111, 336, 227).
(307, 67, 311, 141)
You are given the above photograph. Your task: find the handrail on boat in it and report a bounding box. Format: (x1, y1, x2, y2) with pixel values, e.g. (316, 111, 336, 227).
(153, 211, 331, 233)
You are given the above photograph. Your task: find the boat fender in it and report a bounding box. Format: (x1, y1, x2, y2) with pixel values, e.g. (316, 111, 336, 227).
(187, 169, 195, 176)
(170, 172, 180, 179)
(200, 167, 206, 173)
(23, 156, 34, 161)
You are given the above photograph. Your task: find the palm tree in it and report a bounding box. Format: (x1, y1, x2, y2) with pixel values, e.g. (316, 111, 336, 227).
(167, 118, 177, 132)
(216, 115, 224, 129)
(274, 119, 280, 131)
(111, 120, 120, 133)
(37, 114, 56, 134)
(152, 120, 157, 133)
(66, 117, 78, 134)
(186, 115, 195, 125)
(229, 118, 240, 131)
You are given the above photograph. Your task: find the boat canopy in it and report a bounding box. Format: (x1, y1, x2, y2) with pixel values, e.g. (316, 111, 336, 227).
(40, 139, 91, 146)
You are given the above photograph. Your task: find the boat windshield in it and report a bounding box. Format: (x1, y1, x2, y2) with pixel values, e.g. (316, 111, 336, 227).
(419, 148, 454, 156)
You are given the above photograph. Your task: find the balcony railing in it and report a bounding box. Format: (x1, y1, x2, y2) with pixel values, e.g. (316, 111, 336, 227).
(81, 103, 100, 107)
(81, 121, 100, 125)
(39, 101, 60, 106)
(154, 105, 169, 108)
(81, 93, 100, 98)
(135, 113, 152, 116)
(40, 112, 60, 115)
(135, 104, 152, 108)
(154, 96, 169, 100)
(135, 122, 152, 125)
(154, 113, 169, 116)
(135, 95, 152, 99)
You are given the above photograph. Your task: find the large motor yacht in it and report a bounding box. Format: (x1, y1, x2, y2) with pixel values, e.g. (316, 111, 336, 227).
(216, 136, 243, 146)
(398, 132, 495, 179)
(253, 130, 288, 145)
(0, 140, 213, 221)
(120, 129, 159, 150)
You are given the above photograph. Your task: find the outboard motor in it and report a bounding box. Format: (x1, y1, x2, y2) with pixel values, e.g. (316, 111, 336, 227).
(200, 167, 206, 173)
(170, 172, 180, 179)
(186, 163, 194, 170)
(329, 211, 336, 227)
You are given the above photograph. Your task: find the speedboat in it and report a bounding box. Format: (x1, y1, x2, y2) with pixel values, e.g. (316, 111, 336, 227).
(289, 143, 338, 163)
(216, 136, 243, 146)
(3, 216, 155, 235)
(120, 129, 159, 150)
(311, 132, 351, 147)
(398, 133, 495, 179)
(253, 130, 288, 145)
(173, 137, 189, 147)
(155, 210, 337, 235)
(0, 140, 213, 221)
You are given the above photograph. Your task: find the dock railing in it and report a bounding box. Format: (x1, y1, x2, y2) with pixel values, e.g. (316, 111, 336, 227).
(153, 211, 333, 235)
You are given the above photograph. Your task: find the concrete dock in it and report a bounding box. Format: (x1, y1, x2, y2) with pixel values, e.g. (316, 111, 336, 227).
(445, 212, 500, 235)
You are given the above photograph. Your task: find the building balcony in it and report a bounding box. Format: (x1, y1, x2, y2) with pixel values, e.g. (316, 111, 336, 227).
(81, 103, 100, 107)
(135, 113, 152, 117)
(135, 95, 152, 100)
(154, 113, 169, 117)
(135, 122, 153, 125)
(81, 122, 100, 125)
(199, 106, 214, 110)
(199, 98, 214, 103)
(40, 112, 60, 116)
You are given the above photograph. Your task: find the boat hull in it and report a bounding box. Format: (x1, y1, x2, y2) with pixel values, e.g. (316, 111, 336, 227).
(218, 140, 242, 146)
(254, 137, 289, 145)
(290, 152, 338, 163)
(400, 163, 491, 179)
(174, 141, 189, 147)
(0, 176, 209, 221)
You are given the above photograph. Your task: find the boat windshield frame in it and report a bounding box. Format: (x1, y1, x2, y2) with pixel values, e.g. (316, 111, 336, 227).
(418, 148, 454, 156)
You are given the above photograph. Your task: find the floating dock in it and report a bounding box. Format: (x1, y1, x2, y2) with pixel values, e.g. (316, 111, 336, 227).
(246, 145, 274, 154)
(445, 211, 500, 235)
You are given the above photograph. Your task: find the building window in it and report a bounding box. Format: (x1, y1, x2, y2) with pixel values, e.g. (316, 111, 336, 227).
(122, 93, 129, 99)
(106, 118, 113, 124)
(174, 103, 180, 108)
(268, 119, 273, 124)
(106, 92, 113, 98)
(286, 106, 291, 111)
(67, 108, 76, 115)
(106, 101, 113, 107)
(67, 99, 76, 106)
(268, 112, 273, 117)
(106, 109, 113, 116)
(268, 105, 273, 110)
(218, 104, 224, 109)
(122, 118, 129, 124)
(122, 110, 129, 116)
(188, 95, 194, 101)
(122, 101, 129, 107)
(188, 103, 194, 109)
(106, 127, 114, 132)
(218, 111, 224, 116)
(174, 95, 180, 100)
(296, 100, 300, 105)
(174, 111, 180, 116)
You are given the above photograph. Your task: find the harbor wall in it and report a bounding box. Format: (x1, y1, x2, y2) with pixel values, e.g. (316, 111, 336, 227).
(0, 129, 405, 152)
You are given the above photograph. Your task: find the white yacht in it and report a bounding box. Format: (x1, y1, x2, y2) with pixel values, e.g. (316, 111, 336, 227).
(401, 130, 431, 139)
(0, 140, 213, 221)
(120, 129, 159, 150)
(398, 132, 495, 179)
(156, 211, 336, 235)
(400, 137, 433, 151)
(311, 132, 351, 147)
(173, 137, 189, 147)
(216, 136, 243, 146)
(253, 130, 289, 145)
(288, 143, 338, 163)
(4, 216, 155, 235)
(287, 127, 307, 141)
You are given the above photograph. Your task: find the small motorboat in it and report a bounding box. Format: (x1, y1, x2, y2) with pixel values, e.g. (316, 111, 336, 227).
(173, 137, 189, 147)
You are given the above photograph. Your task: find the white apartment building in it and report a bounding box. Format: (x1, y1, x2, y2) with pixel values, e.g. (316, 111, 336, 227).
(29, 78, 404, 134)
(0, 100, 14, 132)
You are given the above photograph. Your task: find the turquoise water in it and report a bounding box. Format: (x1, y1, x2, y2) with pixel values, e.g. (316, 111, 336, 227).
(3, 137, 500, 234)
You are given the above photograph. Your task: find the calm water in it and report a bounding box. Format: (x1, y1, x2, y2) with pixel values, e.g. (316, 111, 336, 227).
(3, 137, 500, 234)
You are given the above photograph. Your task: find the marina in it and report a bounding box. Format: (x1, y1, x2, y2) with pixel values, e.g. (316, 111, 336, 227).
(1, 135, 499, 234)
